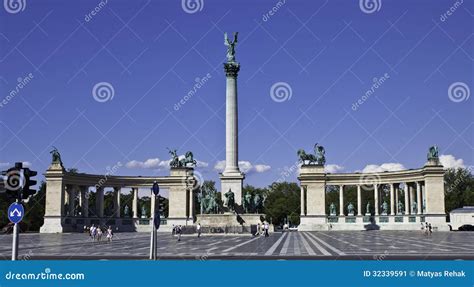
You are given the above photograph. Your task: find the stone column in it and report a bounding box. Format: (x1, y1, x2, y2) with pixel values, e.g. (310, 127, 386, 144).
(410, 184, 415, 215)
(374, 184, 379, 216)
(390, 183, 395, 216)
(339, 185, 344, 216)
(220, 61, 244, 205)
(132, 188, 138, 218)
(416, 181, 422, 215)
(188, 188, 194, 220)
(404, 183, 409, 215)
(114, 187, 121, 217)
(68, 185, 76, 216)
(357, 185, 362, 216)
(81, 186, 89, 217)
(395, 184, 399, 214)
(300, 185, 305, 216)
(96, 187, 104, 218)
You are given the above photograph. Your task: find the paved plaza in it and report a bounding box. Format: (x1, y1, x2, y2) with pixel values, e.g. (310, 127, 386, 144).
(1, 231, 473, 260)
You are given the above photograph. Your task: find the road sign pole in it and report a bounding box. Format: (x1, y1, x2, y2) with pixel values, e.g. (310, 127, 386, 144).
(11, 223, 19, 261)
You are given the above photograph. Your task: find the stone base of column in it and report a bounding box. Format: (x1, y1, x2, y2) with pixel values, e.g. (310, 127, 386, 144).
(298, 216, 328, 231)
(40, 216, 64, 233)
(220, 173, 245, 206)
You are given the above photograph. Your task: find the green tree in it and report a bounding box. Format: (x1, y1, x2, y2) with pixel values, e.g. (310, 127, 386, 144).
(444, 168, 474, 214)
(264, 182, 300, 227)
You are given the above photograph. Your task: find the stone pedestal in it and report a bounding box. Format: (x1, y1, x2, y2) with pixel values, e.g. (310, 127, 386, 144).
(298, 165, 326, 230)
(40, 163, 66, 233)
(220, 173, 244, 206)
(196, 213, 265, 233)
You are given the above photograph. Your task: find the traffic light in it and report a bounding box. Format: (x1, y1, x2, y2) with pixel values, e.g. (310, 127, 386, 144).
(22, 168, 37, 200)
(158, 196, 166, 214)
(1, 162, 24, 200)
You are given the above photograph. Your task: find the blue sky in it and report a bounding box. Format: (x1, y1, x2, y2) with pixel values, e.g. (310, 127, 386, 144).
(0, 0, 473, 190)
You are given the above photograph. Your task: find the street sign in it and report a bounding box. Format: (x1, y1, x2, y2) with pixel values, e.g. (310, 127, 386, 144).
(8, 202, 24, 224)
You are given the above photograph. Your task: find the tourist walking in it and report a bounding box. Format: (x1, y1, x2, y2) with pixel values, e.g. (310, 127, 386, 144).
(264, 222, 269, 237)
(90, 224, 97, 242)
(106, 226, 114, 242)
(172, 224, 176, 237)
(197, 223, 201, 238)
(97, 227, 103, 242)
(254, 223, 261, 236)
(420, 222, 425, 235)
(428, 223, 433, 236)
(177, 225, 182, 242)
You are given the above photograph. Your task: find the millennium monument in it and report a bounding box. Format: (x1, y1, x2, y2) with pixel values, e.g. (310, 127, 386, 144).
(220, 32, 245, 206)
(39, 34, 448, 233)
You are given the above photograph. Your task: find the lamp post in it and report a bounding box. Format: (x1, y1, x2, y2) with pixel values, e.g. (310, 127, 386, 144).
(149, 181, 159, 260)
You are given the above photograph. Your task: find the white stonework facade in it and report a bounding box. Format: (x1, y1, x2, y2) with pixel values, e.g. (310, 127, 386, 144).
(298, 160, 448, 231)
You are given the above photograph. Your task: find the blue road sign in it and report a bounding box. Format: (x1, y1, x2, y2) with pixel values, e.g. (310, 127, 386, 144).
(8, 203, 24, 224)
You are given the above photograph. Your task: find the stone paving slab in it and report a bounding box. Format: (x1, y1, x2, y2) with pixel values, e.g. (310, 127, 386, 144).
(0, 231, 473, 260)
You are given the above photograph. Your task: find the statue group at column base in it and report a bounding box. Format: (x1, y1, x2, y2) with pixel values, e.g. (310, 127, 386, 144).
(196, 213, 268, 234)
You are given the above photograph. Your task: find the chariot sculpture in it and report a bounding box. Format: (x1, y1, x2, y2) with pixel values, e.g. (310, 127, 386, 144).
(168, 148, 197, 168)
(297, 143, 326, 165)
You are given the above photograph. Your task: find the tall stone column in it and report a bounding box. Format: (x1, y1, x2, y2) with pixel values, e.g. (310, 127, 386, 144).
(96, 187, 104, 218)
(114, 187, 121, 217)
(339, 185, 344, 216)
(132, 187, 138, 218)
(374, 184, 379, 216)
(409, 184, 415, 215)
(390, 183, 395, 216)
(300, 185, 305, 216)
(220, 61, 245, 206)
(416, 181, 422, 215)
(404, 183, 409, 215)
(357, 185, 362, 216)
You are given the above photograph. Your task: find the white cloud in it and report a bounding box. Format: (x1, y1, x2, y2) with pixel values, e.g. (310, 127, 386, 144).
(361, 163, 405, 173)
(255, 164, 271, 173)
(325, 164, 344, 173)
(214, 160, 271, 174)
(439, 154, 465, 169)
